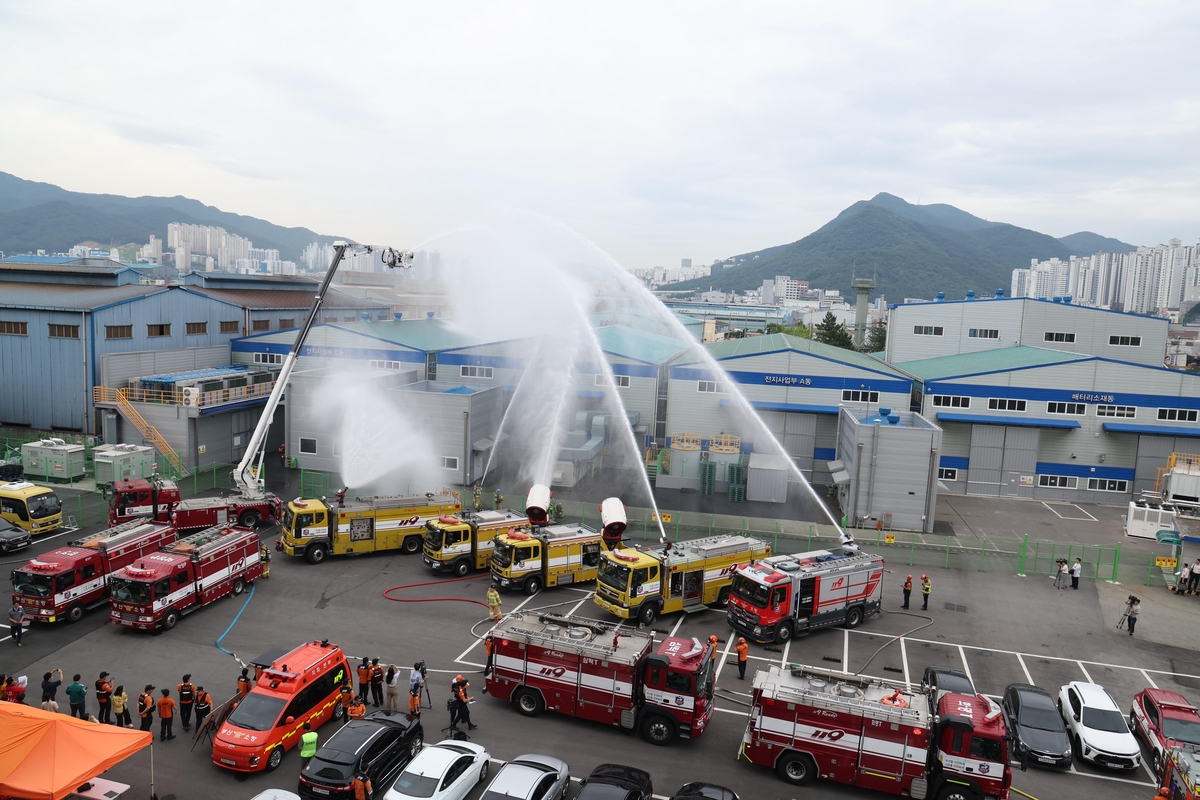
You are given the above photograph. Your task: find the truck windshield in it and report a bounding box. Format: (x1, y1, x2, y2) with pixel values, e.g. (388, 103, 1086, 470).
(598, 559, 630, 592)
(1163, 717, 1200, 745)
(696, 655, 714, 696)
(11, 571, 52, 597)
(226, 693, 287, 732)
(493, 540, 513, 567)
(110, 578, 153, 604)
(731, 574, 770, 607)
(281, 508, 295, 533)
(27, 493, 60, 519)
(425, 523, 444, 550)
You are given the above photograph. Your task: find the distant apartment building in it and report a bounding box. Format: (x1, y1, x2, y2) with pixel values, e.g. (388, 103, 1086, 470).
(167, 222, 253, 269)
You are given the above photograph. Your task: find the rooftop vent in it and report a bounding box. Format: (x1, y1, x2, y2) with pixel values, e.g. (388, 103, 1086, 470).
(936, 292, 945, 302)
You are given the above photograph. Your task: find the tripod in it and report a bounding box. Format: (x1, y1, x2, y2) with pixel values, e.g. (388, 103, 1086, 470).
(1052, 567, 1068, 591)
(1117, 603, 1132, 630)
(441, 699, 469, 741)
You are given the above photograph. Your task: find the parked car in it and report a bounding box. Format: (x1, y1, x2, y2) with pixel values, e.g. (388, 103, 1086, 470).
(480, 754, 569, 800)
(1131, 688, 1200, 776)
(1058, 681, 1141, 770)
(922, 667, 975, 701)
(384, 740, 490, 800)
(669, 783, 739, 800)
(0, 518, 31, 554)
(298, 711, 423, 800)
(1001, 683, 1072, 768)
(576, 764, 653, 800)
(250, 792, 301, 800)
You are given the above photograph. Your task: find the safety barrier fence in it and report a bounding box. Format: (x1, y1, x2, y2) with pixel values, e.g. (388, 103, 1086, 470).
(93, 382, 277, 409)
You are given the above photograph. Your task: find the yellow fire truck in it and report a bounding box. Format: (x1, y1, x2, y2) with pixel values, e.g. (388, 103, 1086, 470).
(277, 491, 461, 564)
(594, 534, 770, 625)
(491, 523, 604, 596)
(423, 509, 530, 577)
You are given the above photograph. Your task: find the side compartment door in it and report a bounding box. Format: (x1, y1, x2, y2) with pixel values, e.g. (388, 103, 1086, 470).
(856, 715, 907, 793)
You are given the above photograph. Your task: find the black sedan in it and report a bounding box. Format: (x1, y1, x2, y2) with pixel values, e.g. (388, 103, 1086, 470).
(577, 764, 653, 800)
(298, 711, 423, 800)
(670, 783, 739, 800)
(0, 518, 31, 554)
(922, 667, 976, 701)
(1002, 683, 1073, 768)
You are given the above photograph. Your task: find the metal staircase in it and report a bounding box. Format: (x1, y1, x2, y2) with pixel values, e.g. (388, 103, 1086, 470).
(94, 387, 184, 476)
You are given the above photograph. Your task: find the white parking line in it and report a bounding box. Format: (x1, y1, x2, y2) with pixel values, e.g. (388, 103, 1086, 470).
(899, 636, 911, 690)
(1067, 763, 1154, 787)
(1016, 653, 1033, 684)
(779, 639, 791, 667)
(957, 645, 973, 686)
(714, 635, 736, 689)
(668, 614, 686, 638)
(1077, 661, 1094, 683)
(564, 592, 594, 618)
(26, 527, 79, 544)
(453, 591, 542, 664)
(843, 628, 849, 671)
(1041, 502, 1097, 521)
(1140, 669, 1159, 689)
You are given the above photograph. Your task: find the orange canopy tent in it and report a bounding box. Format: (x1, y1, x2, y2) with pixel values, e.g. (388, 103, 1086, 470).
(0, 703, 152, 800)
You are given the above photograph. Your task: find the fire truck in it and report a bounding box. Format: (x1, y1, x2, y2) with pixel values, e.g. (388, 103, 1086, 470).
(108, 524, 263, 632)
(743, 663, 1013, 799)
(727, 550, 885, 644)
(10, 519, 176, 624)
(485, 610, 715, 746)
(422, 508, 530, 576)
(106, 478, 180, 525)
(1159, 744, 1200, 800)
(594, 535, 771, 625)
(172, 492, 282, 533)
(491, 523, 604, 595)
(278, 491, 461, 564)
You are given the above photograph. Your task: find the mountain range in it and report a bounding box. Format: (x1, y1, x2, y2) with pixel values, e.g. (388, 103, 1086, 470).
(0, 172, 340, 261)
(670, 193, 1138, 302)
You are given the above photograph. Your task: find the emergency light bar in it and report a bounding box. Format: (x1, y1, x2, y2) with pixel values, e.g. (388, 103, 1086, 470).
(27, 560, 60, 572)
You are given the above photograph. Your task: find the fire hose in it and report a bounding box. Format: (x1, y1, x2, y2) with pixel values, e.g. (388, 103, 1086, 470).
(381, 573, 492, 610)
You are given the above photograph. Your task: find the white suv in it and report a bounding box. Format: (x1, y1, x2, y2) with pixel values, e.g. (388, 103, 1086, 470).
(1058, 681, 1141, 770)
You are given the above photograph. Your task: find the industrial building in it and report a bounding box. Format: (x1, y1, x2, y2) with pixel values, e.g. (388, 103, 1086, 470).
(898, 346, 1200, 501)
(663, 333, 913, 490)
(885, 292, 1169, 366)
(180, 271, 390, 334)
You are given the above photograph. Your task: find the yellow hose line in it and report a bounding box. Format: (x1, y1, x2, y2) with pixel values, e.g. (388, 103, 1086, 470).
(1010, 788, 1039, 800)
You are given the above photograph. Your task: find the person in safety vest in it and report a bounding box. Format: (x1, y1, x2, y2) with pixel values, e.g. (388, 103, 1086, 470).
(194, 686, 212, 732)
(178, 674, 195, 732)
(736, 637, 749, 680)
(352, 769, 373, 800)
(369, 658, 385, 708)
(357, 658, 371, 703)
(300, 722, 318, 768)
(137, 684, 155, 732)
(709, 635, 719, 663)
(95, 672, 113, 725)
(902, 575, 913, 610)
(483, 635, 495, 682)
(339, 680, 355, 725)
(486, 586, 502, 622)
(921, 574, 932, 611)
(237, 667, 251, 698)
(473, 484, 482, 512)
(493, 490, 503, 510)
(348, 696, 366, 720)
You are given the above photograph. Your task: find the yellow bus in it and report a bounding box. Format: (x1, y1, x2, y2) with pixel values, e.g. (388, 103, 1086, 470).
(0, 481, 63, 534)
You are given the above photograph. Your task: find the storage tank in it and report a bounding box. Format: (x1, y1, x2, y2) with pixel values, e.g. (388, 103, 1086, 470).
(600, 497, 627, 549)
(93, 444, 158, 485)
(526, 484, 551, 526)
(21, 438, 86, 480)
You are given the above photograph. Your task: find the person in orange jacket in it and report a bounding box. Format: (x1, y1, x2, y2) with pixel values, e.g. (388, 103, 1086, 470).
(356, 658, 371, 703)
(735, 637, 750, 680)
(708, 634, 719, 663)
(137, 685, 155, 732)
(902, 575, 913, 610)
(236, 667, 251, 698)
(351, 769, 372, 800)
(157, 688, 177, 741)
(348, 696, 366, 720)
(339, 680, 355, 725)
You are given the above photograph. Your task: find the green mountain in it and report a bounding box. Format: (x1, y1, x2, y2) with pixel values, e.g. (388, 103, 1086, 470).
(0, 171, 342, 261)
(675, 193, 1136, 302)
(1058, 231, 1138, 255)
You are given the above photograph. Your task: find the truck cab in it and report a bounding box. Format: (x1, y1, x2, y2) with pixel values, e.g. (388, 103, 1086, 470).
(280, 499, 335, 562)
(491, 523, 603, 595)
(423, 509, 530, 576)
(929, 692, 1012, 799)
(0, 481, 62, 535)
(107, 478, 179, 525)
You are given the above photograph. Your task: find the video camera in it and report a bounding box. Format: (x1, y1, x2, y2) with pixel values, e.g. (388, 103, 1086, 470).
(414, 660, 427, 680)
(1126, 594, 1139, 605)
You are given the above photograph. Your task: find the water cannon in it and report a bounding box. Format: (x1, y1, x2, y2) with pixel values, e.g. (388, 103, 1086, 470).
(838, 528, 860, 555)
(526, 484, 551, 526)
(600, 497, 627, 549)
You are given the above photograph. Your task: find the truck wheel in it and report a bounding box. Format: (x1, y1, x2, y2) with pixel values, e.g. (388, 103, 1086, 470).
(637, 603, 658, 626)
(401, 536, 421, 555)
(716, 587, 731, 608)
(776, 751, 816, 785)
(232, 578, 246, 596)
(333, 701, 345, 721)
(238, 510, 261, 528)
(265, 746, 283, 772)
(640, 713, 677, 746)
(936, 784, 978, 800)
(845, 606, 864, 629)
(66, 603, 84, 624)
(775, 621, 793, 644)
(524, 576, 542, 596)
(454, 559, 471, 578)
(162, 609, 179, 631)
(514, 688, 544, 717)
(305, 544, 328, 565)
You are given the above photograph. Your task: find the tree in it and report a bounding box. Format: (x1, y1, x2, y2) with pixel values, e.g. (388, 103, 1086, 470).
(862, 322, 887, 353)
(766, 322, 812, 339)
(813, 312, 853, 350)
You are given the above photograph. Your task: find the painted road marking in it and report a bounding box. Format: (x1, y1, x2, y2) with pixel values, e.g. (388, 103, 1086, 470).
(1016, 653, 1033, 684)
(1041, 501, 1097, 522)
(453, 590, 543, 664)
(900, 636, 911, 690)
(668, 613, 686, 638)
(843, 628, 849, 671)
(1077, 661, 1094, 683)
(1140, 669, 1159, 689)
(779, 639, 791, 667)
(957, 644, 973, 686)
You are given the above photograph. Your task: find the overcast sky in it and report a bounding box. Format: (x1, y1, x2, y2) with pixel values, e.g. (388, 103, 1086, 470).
(2, 2, 1197, 265)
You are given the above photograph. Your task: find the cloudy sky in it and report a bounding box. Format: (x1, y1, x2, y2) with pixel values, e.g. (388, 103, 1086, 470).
(2, 2, 1197, 265)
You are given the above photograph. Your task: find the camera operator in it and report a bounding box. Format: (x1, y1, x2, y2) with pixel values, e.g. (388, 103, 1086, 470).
(408, 662, 426, 716)
(1126, 595, 1140, 636)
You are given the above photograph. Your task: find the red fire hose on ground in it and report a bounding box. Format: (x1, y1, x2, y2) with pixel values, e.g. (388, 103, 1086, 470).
(382, 573, 492, 609)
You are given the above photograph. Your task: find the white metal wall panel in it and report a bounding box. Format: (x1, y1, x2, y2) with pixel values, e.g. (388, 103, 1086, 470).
(999, 427, 1039, 498)
(967, 425, 1005, 496)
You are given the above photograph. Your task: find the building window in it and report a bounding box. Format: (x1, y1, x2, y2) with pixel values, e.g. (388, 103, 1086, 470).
(146, 324, 170, 337)
(460, 365, 494, 379)
(1109, 335, 1141, 347)
(343, 316, 357, 322)
(49, 324, 80, 339)
(913, 325, 944, 336)
(1096, 405, 1136, 418)
(1038, 475, 1078, 488)
(1044, 332, 1076, 343)
(105, 325, 133, 340)
(254, 352, 284, 365)
(932, 395, 970, 408)
(1046, 402, 1086, 415)
(298, 438, 317, 455)
(220, 320, 239, 333)
(988, 398, 1026, 412)
(0, 321, 27, 336)
(370, 360, 403, 370)
(442, 456, 459, 470)
(1158, 408, 1199, 422)
(1087, 478, 1128, 492)
(842, 390, 880, 403)
(968, 328, 999, 339)
(938, 468, 958, 480)
(697, 380, 726, 393)
(596, 374, 630, 387)
(278, 319, 295, 330)
(185, 322, 207, 335)
(252, 320, 270, 332)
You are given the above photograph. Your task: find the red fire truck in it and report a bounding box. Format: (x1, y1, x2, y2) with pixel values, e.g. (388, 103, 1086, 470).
(108, 524, 263, 632)
(10, 520, 177, 624)
(727, 550, 884, 644)
(742, 663, 1012, 799)
(107, 478, 180, 525)
(1158, 743, 1200, 800)
(486, 610, 714, 746)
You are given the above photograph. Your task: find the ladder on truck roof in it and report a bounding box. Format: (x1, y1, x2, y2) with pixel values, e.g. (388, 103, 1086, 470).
(507, 624, 624, 659)
(73, 518, 163, 549)
(169, 525, 244, 556)
(760, 664, 924, 727)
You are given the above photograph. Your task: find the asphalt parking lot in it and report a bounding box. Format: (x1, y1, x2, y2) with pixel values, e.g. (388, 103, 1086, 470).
(0, 502, 1191, 800)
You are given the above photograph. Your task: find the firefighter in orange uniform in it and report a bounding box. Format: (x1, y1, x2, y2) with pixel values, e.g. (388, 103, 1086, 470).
(348, 696, 366, 720)
(735, 637, 749, 680)
(709, 635, 719, 663)
(236, 667, 252, 698)
(352, 769, 372, 800)
(902, 575, 913, 610)
(357, 658, 371, 703)
(339, 680, 354, 725)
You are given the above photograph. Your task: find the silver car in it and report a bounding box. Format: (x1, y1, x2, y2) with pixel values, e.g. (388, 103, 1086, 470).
(481, 754, 570, 800)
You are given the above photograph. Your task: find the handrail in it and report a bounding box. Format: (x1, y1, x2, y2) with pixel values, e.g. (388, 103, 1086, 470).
(91, 387, 183, 474)
(93, 381, 276, 408)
